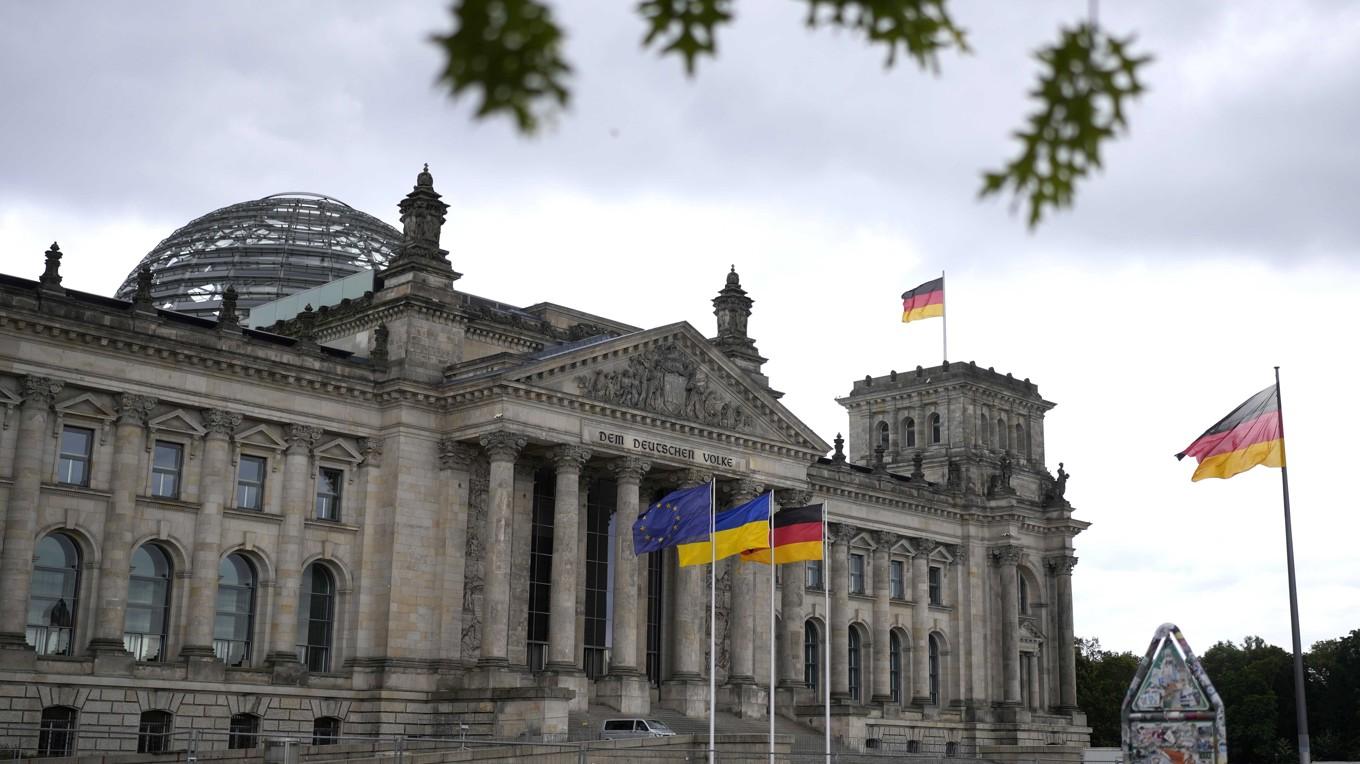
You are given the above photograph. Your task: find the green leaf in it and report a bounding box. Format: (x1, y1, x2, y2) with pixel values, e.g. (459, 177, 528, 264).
(637, 0, 735, 75)
(433, 0, 573, 134)
(800, 0, 969, 72)
(979, 23, 1152, 228)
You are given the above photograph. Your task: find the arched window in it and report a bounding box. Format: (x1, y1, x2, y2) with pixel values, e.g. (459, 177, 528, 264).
(228, 713, 259, 750)
(1018, 573, 1030, 615)
(27, 533, 81, 656)
(1015, 423, 1027, 458)
(38, 706, 78, 757)
(889, 631, 903, 704)
(138, 710, 173, 754)
(848, 627, 862, 701)
(929, 413, 942, 444)
(876, 421, 890, 449)
(928, 634, 942, 706)
(996, 418, 1006, 450)
(803, 620, 820, 692)
(215, 554, 256, 666)
(125, 543, 172, 662)
(298, 563, 335, 672)
(904, 418, 917, 448)
(312, 716, 341, 745)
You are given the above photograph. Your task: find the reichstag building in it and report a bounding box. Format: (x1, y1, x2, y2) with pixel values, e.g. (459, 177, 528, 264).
(0, 168, 1089, 760)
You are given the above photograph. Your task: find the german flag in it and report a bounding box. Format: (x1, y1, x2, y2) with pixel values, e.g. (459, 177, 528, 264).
(901, 277, 944, 323)
(740, 504, 824, 565)
(1176, 385, 1284, 481)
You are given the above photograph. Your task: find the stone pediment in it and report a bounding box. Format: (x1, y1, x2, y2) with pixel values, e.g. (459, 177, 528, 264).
(149, 409, 205, 438)
(502, 323, 829, 454)
(314, 437, 362, 464)
(236, 424, 287, 452)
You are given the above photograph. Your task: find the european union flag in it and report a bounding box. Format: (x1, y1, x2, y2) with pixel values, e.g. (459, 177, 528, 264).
(633, 482, 712, 556)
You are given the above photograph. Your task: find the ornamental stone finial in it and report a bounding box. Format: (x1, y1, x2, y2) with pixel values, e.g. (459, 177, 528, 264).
(370, 323, 390, 367)
(133, 265, 154, 309)
(610, 457, 651, 483)
(40, 242, 63, 288)
(202, 408, 242, 436)
(285, 424, 323, 453)
(115, 393, 158, 425)
(550, 445, 592, 472)
(218, 285, 241, 329)
(398, 164, 450, 261)
(479, 431, 527, 461)
(912, 450, 925, 480)
(831, 433, 847, 464)
(437, 437, 475, 470)
(21, 375, 64, 409)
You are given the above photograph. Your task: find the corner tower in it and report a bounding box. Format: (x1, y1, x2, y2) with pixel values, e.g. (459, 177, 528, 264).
(711, 266, 772, 392)
(837, 361, 1057, 502)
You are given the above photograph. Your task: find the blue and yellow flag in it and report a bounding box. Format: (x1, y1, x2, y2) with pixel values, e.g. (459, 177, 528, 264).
(677, 493, 771, 567)
(633, 483, 712, 556)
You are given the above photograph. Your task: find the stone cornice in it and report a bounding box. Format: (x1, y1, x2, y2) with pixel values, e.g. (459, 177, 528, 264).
(839, 380, 1052, 415)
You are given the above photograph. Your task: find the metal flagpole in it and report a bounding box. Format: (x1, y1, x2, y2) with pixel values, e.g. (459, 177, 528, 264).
(768, 490, 776, 764)
(1275, 366, 1311, 764)
(940, 269, 947, 363)
(709, 479, 717, 762)
(823, 505, 831, 764)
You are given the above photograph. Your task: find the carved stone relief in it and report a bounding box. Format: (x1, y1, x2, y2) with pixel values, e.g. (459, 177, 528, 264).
(575, 341, 754, 431)
(460, 458, 490, 662)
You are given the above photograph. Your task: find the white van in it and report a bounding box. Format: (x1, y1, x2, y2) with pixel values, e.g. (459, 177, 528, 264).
(600, 718, 677, 740)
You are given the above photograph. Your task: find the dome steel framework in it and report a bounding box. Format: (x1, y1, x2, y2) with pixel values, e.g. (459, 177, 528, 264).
(114, 193, 401, 319)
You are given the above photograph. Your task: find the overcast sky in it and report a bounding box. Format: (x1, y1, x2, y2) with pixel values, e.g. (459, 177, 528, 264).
(2, 1, 1357, 656)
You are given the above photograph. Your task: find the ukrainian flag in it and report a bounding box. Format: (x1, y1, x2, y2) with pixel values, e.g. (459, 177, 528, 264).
(677, 493, 771, 567)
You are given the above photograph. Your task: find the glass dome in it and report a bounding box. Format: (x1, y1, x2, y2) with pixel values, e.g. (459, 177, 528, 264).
(114, 193, 401, 319)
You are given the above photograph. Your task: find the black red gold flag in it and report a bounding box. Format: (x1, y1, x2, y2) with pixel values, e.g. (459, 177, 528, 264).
(1176, 385, 1284, 481)
(901, 277, 944, 323)
(741, 504, 823, 564)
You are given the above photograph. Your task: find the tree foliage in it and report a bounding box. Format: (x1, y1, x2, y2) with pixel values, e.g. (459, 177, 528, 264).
(1076, 637, 1138, 746)
(431, 0, 1151, 228)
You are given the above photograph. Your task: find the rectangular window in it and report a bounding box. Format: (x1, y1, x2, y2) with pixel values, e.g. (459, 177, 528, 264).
(315, 468, 343, 521)
(58, 426, 94, 487)
(890, 560, 905, 599)
(526, 471, 554, 673)
(150, 441, 182, 499)
(236, 455, 267, 510)
(928, 565, 943, 606)
(849, 553, 865, 595)
(582, 481, 615, 680)
(805, 560, 824, 591)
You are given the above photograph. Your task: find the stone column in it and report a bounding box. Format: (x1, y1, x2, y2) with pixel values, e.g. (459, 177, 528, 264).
(870, 532, 894, 704)
(774, 490, 812, 691)
(182, 408, 241, 671)
(910, 540, 932, 706)
(437, 439, 475, 669)
(993, 545, 1023, 706)
(1048, 554, 1079, 710)
(266, 424, 321, 676)
(597, 457, 651, 713)
(477, 431, 525, 668)
(660, 469, 712, 717)
(828, 523, 851, 703)
(727, 479, 763, 686)
(0, 376, 63, 654)
(90, 393, 159, 667)
(547, 445, 590, 670)
(1028, 652, 1042, 711)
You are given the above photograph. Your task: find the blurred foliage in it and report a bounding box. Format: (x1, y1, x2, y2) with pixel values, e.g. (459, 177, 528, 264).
(432, 1, 1150, 227)
(979, 23, 1152, 228)
(1076, 637, 1138, 746)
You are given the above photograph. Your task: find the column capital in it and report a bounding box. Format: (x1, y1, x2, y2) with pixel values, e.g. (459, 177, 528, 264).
(775, 488, 814, 507)
(437, 437, 476, 470)
(479, 430, 527, 461)
(951, 544, 969, 567)
(730, 478, 764, 504)
(358, 437, 384, 468)
(202, 408, 242, 437)
(116, 393, 158, 426)
(826, 521, 853, 545)
(871, 530, 898, 551)
(550, 445, 592, 473)
(21, 375, 63, 409)
(285, 423, 323, 454)
(679, 468, 712, 488)
(990, 544, 1024, 567)
(910, 537, 937, 558)
(1045, 554, 1078, 575)
(609, 456, 652, 483)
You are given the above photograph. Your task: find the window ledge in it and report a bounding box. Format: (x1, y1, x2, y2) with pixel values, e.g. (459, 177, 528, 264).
(304, 518, 359, 533)
(224, 507, 282, 524)
(848, 592, 873, 601)
(139, 495, 200, 513)
(42, 482, 112, 498)
(928, 604, 953, 613)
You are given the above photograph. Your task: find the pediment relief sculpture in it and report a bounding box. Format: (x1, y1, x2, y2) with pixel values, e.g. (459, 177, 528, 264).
(574, 340, 755, 432)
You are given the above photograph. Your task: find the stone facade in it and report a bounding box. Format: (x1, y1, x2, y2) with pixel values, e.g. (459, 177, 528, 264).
(0, 171, 1088, 760)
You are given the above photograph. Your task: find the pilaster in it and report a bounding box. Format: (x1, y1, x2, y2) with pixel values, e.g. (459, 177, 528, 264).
(476, 430, 525, 674)
(182, 408, 241, 677)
